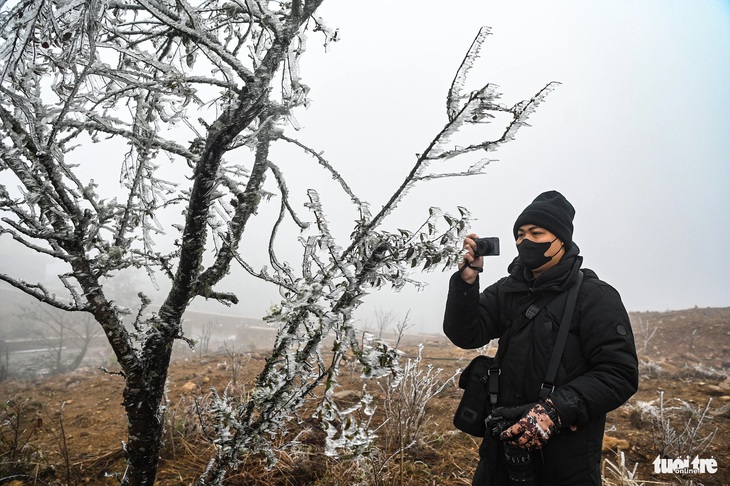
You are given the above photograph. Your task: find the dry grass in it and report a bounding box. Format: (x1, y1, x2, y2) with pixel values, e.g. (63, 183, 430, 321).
(2, 307, 730, 485)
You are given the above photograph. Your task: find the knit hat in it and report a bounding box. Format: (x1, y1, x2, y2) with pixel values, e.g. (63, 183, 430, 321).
(513, 190, 575, 249)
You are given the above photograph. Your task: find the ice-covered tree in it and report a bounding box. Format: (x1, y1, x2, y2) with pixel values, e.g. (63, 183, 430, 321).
(0, 2, 556, 484)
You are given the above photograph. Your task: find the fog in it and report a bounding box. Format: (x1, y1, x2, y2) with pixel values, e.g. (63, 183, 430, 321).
(1, 1, 729, 340)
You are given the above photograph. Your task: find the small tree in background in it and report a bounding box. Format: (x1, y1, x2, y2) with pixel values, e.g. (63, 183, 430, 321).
(19, 304, 101, 375)
(198, 320, 216, 356)
(374, 308, 397, 340)
(0, 1, 556, 483)
(635, 316, 657, 355)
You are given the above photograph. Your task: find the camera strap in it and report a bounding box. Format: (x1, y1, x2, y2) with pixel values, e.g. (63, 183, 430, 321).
(459, 262, 483, 273)
(539, 270, 584, 399)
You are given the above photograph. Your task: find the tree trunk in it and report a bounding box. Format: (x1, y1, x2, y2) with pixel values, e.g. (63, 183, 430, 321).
(66, 334, 91, 373)
(117, 38, 293, 486)
(121, 384, 167, 486)
(120, 311, 180, 485)
(55, 327, 64, 374)
(119, 350, 175, 484)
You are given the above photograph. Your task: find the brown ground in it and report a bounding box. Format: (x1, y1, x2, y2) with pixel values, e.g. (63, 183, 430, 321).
(1, 307, 729, 485)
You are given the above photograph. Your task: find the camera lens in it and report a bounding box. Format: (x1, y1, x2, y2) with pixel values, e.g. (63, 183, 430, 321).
(474, 237, 500, 257)
(503, 444, 538, 485)
(476, 239, 492, 255)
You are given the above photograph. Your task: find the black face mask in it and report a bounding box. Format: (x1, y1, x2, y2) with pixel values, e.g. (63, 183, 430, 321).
(517, 237, 562, 270)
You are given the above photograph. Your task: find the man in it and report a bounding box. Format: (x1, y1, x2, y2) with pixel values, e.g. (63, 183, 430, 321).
(444, 190, 639, 485)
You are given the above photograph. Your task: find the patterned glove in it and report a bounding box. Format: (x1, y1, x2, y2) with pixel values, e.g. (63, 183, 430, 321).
(500, 400, 560, 449)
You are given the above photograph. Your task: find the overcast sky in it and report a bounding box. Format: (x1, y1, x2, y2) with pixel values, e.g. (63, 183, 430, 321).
(262, 0, 730, 333)
(2, 1, 729, 336)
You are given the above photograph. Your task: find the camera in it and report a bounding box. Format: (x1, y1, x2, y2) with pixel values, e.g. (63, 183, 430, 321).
(488, 409, 537, 486)
(503, 444, 538, 485)
(474, 237, 500, 257)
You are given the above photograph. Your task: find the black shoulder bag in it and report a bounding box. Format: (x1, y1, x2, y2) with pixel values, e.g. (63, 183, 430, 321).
(453, 271, 583, 436)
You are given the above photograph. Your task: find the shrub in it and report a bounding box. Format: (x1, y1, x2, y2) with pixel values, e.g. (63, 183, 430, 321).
(631, 391, 717, 459)
(639, 359, 663, 379)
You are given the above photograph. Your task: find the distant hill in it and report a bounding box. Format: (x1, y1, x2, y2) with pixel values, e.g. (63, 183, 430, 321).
(628, 307, 730, 368)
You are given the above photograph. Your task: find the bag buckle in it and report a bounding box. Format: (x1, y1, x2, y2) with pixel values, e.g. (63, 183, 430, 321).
(539, 382, 555, 398)
(525, 304, 540, 319)
(488, 368, 501, 405)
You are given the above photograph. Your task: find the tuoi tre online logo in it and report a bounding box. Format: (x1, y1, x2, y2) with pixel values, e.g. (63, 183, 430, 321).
(653, 455, 718, 475)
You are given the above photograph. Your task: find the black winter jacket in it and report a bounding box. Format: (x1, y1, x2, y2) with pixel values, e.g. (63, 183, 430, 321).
(444, 245, 639, 485)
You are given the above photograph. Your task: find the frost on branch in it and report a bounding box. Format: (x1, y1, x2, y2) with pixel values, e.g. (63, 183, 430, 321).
(0, 3, 555, 482)
(187, 26, 558, 481)
(0, 1, 337, 484)
(380, 344, 459, 449)
(447, 26, 491, 122)
(316, 384, 378, 459)
(430, 82, 559, 161)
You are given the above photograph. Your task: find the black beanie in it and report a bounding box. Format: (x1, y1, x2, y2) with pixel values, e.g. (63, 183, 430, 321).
(512, 190, 575, 249)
